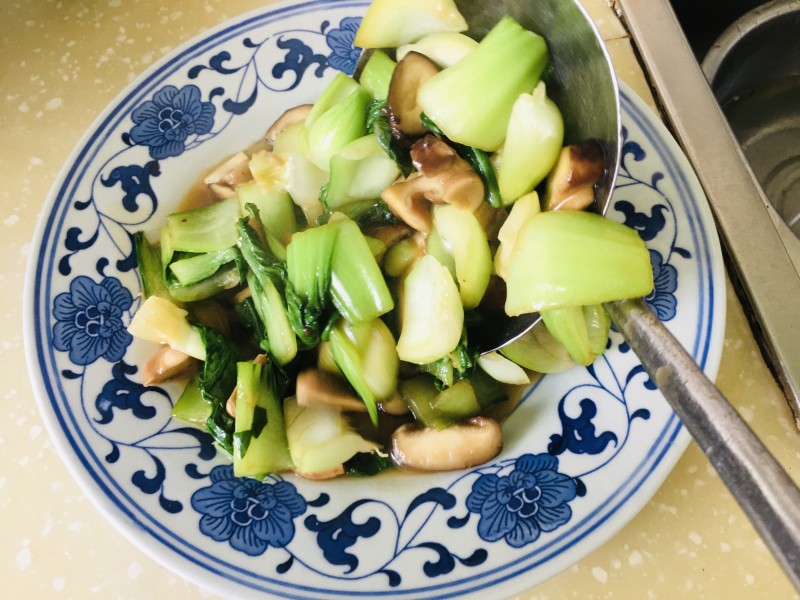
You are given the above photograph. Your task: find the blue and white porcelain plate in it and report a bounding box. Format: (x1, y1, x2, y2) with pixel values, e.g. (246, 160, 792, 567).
(24, 1, 725, 598)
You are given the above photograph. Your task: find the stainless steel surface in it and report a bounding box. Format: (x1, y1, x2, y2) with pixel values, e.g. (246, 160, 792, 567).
(702, 0, 800, 238)
(606, 297, 800, 591)
(441, 0, 622, 353)
(617, 0, 800, 415)
(454, 0, 621, 205)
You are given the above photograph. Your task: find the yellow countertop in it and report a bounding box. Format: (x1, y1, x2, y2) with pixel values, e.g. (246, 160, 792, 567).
(3, 1, 799, 598)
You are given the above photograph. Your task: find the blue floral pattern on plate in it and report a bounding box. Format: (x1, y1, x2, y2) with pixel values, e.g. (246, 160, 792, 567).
(53, 275, 133, 365)
(467, 454, 578, 548)
(25, 1, 725, 598)
(129, 85, 216, 159)
(192, 465, 307, 556)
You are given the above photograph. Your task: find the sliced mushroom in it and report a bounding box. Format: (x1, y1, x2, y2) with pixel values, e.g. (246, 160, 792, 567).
(265, 104, 312, 145)
(366, 224, 414, 248)
(388, 51, 440, 137)
(142, 346, 197, 386)
(542, 141, 605, 212)
(380, 136, 485, 231)
(204, 151, 252, 187)
(391, 416, 503, 471)
(411, 136, 484, 211)
(296, 369, 367, 413)
(380, 173, 435, 234)
(208, 182, 237, 200)
(294, 464, 345, 480)
(379, 390, 410, 416)
(472, 201, 507, 240)
(225, 385, 238, 418)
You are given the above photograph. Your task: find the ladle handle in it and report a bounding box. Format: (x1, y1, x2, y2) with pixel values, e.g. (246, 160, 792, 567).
(605, 298, 800, 590)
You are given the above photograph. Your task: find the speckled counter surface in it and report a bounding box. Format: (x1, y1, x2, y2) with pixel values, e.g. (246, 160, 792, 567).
(3, 1, 799, 598)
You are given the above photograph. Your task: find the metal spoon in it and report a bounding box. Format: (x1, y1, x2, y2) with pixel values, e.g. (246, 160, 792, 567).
(360, 0, 800, 589)
(460, 0, 621, 353)
(463, 0, 800, 588)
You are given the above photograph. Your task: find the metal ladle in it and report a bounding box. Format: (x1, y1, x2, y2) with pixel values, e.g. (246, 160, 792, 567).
(362, 0, 800, 589)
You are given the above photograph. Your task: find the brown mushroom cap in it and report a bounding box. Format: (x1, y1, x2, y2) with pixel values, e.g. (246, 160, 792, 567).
(391, 416, 503, 471)
(543, 141, 605, 212)
(387, 52, 440, 137)
(380, 137, 485, 232)
(265, 104, 312, 145)
(141, 346, 197, 386)
(296, 369, 368, 413)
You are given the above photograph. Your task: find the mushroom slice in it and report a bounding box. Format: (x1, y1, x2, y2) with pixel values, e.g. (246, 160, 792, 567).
(225, 385, 238, 418)
(265, 104, 312, 145)
(294, 464, 345, 481)
(388, 51, 440, 137)
(542, 141, 605, 212)
(203, 151, 252, 187)
(141, 346, 197, 386)
(367, 224, 414, 248)
(380, 136, 485, 230)
(391, 416, 502, 471)
(380, 173, 435, 233)
(379, 390, 410, 416)
(296, 369, 368, 413)
(410, 136, 484, 211)
(208, 182, 237, 200)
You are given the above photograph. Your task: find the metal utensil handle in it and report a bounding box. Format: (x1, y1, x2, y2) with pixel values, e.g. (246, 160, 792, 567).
(606, 298, 800, 589)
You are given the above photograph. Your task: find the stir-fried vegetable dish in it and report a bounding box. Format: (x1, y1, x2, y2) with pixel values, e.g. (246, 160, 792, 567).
(128, 0, 653, 480)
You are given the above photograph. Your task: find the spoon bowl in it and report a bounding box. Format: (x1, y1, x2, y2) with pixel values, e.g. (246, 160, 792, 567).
(448, 0, 622, 352)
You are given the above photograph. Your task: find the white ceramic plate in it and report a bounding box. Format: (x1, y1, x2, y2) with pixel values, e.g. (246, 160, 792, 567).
(24, 1, 725, 598)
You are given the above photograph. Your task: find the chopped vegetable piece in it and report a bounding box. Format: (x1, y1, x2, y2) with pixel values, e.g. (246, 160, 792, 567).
(417, 16, 548, 151)
(324, 134, 400, 213)
(233, 359, 293, 478)
(499, 321, 575, 374)
(134, 231, 169, 300)
(197, 325, 239, 406)
(396, 254, 464, 364)
(127, 295, 205, 360)
(432, 204, 492, 309)
(505, 211, 654, 315)
(359, 50, 396, 100)
(166, 196, 240, 253)
(286, 222, 339, 347)
(397, 32, 478, 68)
(494, 190, 541, 281)
(476, 352, 530, 385)
(383, 235, 423, 277)
(497, 82, 564, 204)
(541, 305, 594, 366)
(304, 72, 361, 131)
(171, 372, 211, 425)
(284, 396, 381, 474)
(328, 317, 399, 424)
(168, 248, 240, 286)
(272, 121, 327, 225)
(585, 304, 611, 355)
(329, 218, 394, 324)
(166, 264, 243, 303)
(354, 0, 467, 49)
(237, 179, 297, 256)
(400, 375, 480, 429)
(305, 86, 371, 171)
